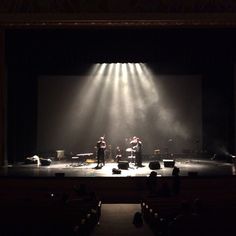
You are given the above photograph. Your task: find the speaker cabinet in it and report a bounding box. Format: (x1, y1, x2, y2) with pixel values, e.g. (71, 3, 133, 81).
(149, 161, 161, 170)
(163, 159, 175, 168)
(112, 168, 121, 174)
(118, 161, 129, 169)
(40, 158, 52, 166)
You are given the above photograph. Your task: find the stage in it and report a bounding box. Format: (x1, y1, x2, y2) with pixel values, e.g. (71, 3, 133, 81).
(1, 155, 236, 204)
(1, 156, 235, 178)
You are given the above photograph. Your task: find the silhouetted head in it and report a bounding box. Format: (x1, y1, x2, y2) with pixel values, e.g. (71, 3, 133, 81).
(149, 171, 157, 178)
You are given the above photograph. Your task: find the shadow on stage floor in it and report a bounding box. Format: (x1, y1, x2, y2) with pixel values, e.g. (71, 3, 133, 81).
(1, 156, 235, 178)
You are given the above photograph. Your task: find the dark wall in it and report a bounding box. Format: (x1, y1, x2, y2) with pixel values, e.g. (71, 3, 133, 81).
(202, 62, 234, 154)
(7, 67, 37, 162)
(5, 28, 235, 162)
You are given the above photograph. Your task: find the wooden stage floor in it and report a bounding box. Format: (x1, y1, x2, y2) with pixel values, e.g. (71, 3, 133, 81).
(1, 156, 235, 178)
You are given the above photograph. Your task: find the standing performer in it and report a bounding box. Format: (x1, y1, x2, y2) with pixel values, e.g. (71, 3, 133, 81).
(115, 146, 122, 163)
(130, 136, 143, 167)
(130, 136, 138, 149)
(136, 137, 143, 167)
(96, 136, 106, 168)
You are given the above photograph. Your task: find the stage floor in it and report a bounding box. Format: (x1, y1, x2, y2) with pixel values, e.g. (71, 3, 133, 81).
(1, 157, 235, 178)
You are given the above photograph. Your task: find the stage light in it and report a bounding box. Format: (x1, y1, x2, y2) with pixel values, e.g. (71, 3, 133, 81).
(75, 63, 191, 153)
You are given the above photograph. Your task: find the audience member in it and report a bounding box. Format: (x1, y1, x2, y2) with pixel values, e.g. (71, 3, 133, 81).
(133, 211, 143, 228)
(74, 184, 87, 195)
(146, 171, 158, 196)
(172, 166, 181, 195)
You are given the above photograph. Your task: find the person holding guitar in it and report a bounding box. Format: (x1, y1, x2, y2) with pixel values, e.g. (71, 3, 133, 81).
(96, 136, 106, 168)
(130, 136, 143, 167)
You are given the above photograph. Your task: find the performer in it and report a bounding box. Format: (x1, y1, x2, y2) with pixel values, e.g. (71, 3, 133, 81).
(115, 146, 122, 163)
(96, 136, 106, 168)
(130, 136, 138, 149)
(135, 137, 143, 167)
(130, 136, 143, 167)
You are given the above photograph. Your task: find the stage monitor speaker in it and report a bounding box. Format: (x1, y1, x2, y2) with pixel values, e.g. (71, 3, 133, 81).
(118, 161, 129, 170)
(112, 168, 121, 174)
(149, 161, 161, 170)
(40, 158, 52, 166)
(163, 159, 175, 168)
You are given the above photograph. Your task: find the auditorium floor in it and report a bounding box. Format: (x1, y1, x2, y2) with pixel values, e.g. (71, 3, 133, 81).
(1, 156, 235, 177)
(91, 204, 154, 236)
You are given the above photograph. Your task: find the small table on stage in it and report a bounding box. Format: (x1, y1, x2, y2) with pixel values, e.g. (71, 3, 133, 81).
(70, 153, 93, 167)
